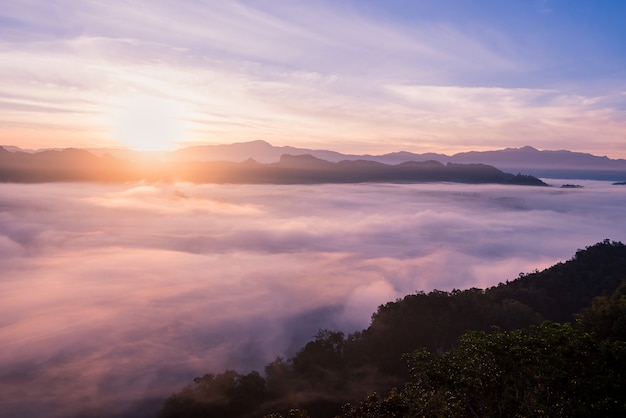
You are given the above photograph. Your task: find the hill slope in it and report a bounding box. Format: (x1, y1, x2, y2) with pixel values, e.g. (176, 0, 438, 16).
(160, 240, 626, 418)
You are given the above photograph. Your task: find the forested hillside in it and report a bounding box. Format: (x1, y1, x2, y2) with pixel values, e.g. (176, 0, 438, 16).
(160, 240, 626, 418)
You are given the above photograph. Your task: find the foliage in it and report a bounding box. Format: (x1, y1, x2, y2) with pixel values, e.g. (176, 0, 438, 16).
(264, 409, 311, 418)
(577, 281, 626, 341)
(292, 330, 346, 385)
(493, 239, 626, 322)
(160, 240, 626, 417)
(359, 239, 626, 375)
(160, 370, 267, 418)
(340, 322, 626, 417)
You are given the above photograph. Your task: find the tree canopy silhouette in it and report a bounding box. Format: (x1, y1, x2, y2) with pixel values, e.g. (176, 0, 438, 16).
(160, 240, 626, 418)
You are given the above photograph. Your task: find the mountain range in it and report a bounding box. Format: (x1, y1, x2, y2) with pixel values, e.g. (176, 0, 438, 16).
(86, 140, 626, 181)
(0, 146, 545, 186)
(3, 140, 626, 181)
(166, 141, 626, 181)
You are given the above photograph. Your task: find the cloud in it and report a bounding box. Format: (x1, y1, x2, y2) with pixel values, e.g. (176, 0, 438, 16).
(0, 181, 625, 417)
(1, 1, 625, 155)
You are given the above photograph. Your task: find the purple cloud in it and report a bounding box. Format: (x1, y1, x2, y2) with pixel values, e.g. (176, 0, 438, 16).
(0, 180, 625, 417)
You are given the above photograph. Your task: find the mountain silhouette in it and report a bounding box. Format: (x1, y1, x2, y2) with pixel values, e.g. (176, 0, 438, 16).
(4, 140, 625, 181)
(163, 141, 626, 180)
(0, 146, 546, 186)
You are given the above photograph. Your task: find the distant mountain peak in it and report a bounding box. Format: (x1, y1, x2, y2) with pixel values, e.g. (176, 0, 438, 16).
(235, 139, 273, 147)
(276, 153, 334, 169)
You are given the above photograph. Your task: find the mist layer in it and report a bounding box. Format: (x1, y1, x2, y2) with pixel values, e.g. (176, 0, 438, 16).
(1, 181, 624, 417)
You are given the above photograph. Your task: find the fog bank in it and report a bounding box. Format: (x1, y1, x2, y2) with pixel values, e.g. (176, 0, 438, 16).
(1, 181, 624, 417)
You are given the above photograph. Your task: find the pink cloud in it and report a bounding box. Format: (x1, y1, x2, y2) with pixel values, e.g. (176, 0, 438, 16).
(0, 181, 624, 417)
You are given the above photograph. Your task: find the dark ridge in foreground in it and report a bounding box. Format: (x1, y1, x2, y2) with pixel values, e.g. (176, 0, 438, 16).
(160, 240, 626, 418)
(0, 147, 546, 186)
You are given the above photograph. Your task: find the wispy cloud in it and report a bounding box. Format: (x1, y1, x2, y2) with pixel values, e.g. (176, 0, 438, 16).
(1, 1, 625, 155)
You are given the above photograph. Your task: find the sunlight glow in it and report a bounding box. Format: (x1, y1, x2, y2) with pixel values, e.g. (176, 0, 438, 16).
(109, 96, 188, 151)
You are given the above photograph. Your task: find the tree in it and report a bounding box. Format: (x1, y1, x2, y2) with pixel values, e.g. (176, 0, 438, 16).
(160, 370, 268, 418)
(160, 241, 626, 418)
(577, 281, 626, 341)
(368, 322, 626, 417)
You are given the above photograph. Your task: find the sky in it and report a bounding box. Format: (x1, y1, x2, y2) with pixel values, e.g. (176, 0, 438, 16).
(1, 0, 625, 157)
(1, 180, 625, 417)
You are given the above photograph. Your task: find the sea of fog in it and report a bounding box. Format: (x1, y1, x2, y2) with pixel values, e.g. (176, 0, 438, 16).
(1, 180, 625, 417)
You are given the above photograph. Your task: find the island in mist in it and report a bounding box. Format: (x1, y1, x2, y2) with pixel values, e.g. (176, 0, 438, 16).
(0, 144, 547, 185)
(8, 141, 626, 185)
(165, 141, 626, 181)
(4, 141, 626, 183)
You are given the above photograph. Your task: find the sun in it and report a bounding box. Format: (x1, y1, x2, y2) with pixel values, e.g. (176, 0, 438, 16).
(110, 96, 188, 151)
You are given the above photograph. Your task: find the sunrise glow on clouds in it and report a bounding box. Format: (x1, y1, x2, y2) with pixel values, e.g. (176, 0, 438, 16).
(1, 181, 625, 417)
(2, 3, 626, 415)
(1, 1, 625, 156)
